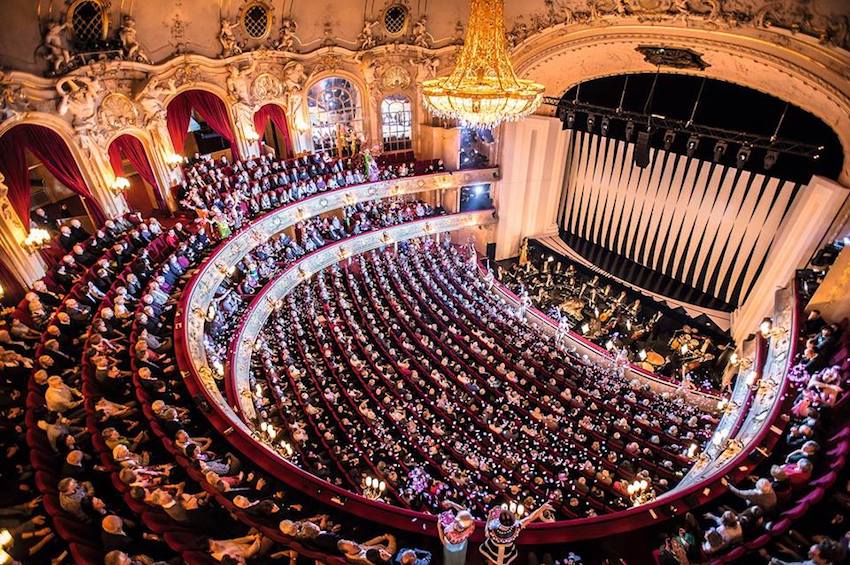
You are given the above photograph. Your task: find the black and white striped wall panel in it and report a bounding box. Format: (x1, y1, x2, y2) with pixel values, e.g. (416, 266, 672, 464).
(557, 130, 803, 307)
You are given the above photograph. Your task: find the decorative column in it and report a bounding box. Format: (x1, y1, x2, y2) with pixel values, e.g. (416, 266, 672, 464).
(0, 175, 46, 289)
(494, 115, 571, 260)
(231, 103, 262, 160)
(78, 137, 129, 219)
(731, 175, 850, 342)
(145, 124, 181, 212)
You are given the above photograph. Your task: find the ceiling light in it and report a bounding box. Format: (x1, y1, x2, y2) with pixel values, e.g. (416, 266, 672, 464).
(419, 0, 544, 128)
(712, 141, 728, 163)
(686, 135, 699, 157)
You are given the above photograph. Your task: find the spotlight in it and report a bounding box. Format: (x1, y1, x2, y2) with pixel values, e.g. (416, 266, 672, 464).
(587, 114, 596, 132)
(663, 130, 676, 151)
(712, 140, 728, 163)
(566, 112, 576, 128)
(763, 150, 779, 170)
(625, 121, 635, 141)
(601, 117, 610, 136)
(736, 145, 751, 168)
(686, 135, 699, 157)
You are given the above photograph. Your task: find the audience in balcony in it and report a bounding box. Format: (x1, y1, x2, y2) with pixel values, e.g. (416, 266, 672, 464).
(175, 150, 445, 239)
(2, 146, 846, 565)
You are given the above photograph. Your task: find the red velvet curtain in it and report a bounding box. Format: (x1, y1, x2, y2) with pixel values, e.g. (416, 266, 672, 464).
(167, 90, 239, 160)
(0, 132, 30, 224)
(108, 134, 166, 209)
(166, 93, 193, 157)
(0, 124, 106, 226)
(253, 104, 293, 158)
(0, 261, 24, 305)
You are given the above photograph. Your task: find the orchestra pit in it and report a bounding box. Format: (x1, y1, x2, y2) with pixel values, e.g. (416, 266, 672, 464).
(2, 0, 850, 563)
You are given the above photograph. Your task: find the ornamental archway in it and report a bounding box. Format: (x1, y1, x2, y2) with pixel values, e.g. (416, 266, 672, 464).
(513, 24, 850, 185)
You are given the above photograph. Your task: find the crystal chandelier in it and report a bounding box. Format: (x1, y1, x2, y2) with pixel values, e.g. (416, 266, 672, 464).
(420, 0, 544, 128)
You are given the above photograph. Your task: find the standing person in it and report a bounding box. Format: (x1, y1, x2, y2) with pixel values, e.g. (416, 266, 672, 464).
(438, 505, 475, 565)
(480, 503, 552, 565)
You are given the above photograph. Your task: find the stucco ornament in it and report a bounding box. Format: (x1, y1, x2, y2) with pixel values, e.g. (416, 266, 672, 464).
(39, 21, 72, 75)
(358, 20, 380, 50)
(251, 73, 284, 102)
(0, 75, 34, 123)
(226, 56, 259, 105)
(411, 15, 434, 48)
(119, 16, 151, 63)
(136, 78, 177, 126)
(173, 63, 203, 87)
(219, 18, 244, 58)
(274, 18, 299, 51)
(380, 64, 412, 90)
(56, 75, 102, 135)
(409, 55, 440, 80)
(282, 61, 308, 127)
(361, 59, 383, 107)
(98, 92, 139, 130)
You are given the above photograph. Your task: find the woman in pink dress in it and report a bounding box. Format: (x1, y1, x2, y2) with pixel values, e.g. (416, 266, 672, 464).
(438, 504, 475, 565)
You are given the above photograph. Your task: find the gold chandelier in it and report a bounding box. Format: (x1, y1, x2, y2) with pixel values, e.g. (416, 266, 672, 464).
(420, 0, 544, 128)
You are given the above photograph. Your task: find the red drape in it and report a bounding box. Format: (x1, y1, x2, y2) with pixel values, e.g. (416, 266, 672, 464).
(0, 260, 24, 304)
(167, 90, 239, 160)
(253, 104, 293, 158)
(0, 124, 106, 226)
(0, 133, 30, 224)
(108, 134, 166, 209)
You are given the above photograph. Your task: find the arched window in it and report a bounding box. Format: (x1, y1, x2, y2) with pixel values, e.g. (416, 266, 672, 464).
(68, 0, 108, 47)
(307, 77, 364, 153)
(381, 95, 413, 152)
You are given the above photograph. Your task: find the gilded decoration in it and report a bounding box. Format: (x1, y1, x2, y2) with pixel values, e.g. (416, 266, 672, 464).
(98, 92, 139, 130)
(251, 72, 284, 101)
(380, 64, 412, 90)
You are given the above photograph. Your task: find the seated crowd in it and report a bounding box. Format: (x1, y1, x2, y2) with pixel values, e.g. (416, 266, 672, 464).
(244, 239, 716, 521)
(202, 196, 442, 372)
(2, 146, 845, 565)
(656, 301, 849, 564)
(175, 149, 445, 240)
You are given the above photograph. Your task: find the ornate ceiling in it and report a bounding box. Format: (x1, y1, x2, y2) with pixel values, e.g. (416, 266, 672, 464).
(0, 0, 848, 75)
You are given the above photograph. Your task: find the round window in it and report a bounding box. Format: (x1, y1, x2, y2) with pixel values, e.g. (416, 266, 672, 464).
(242, 3, 271, 39)
(383, 4, 408, 36)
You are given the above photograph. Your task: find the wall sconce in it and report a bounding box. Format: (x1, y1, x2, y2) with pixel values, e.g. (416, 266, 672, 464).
(22, 228, 51, 253)
(500, 501, 526, 517)
(279, 440, 294, 457)
(627, 479, 656, 506)
(0, 284, 5, 303)
(111, 176, 131, 193)
(759, 318, 773, 337)
(294, 113, 309, 133)
(363, 476, 387, 500)
(165, 153, 186, 167)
